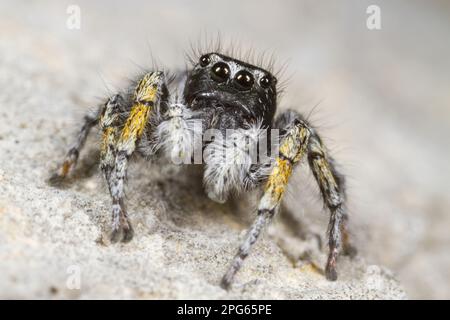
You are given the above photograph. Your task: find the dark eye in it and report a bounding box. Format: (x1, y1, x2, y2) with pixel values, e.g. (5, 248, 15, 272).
(199, 54, 211, 67)
(211, 62, 230, 83)
(259, 75, 272, 88)
(234, 70, 254, 90)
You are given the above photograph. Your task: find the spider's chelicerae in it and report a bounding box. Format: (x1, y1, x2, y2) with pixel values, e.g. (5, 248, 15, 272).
(50, 51, 355, 289)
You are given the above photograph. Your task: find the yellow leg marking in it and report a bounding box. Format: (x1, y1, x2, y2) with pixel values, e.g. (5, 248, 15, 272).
(133, 72, 161, 103)
(261, 125, 310, 209)
(119, 103, 151, 143)
(118, 72, 163, 146)
(100, 126, 118, 169)
(101, 127, 115, 153)
(279, 124, 310, 162)
(265, 158, 293, 203)
(61, 161, 71, 176)
(311, 157, 338, 192)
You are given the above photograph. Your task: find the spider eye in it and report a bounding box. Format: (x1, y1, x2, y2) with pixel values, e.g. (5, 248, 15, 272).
(259, 75, 272, 88)
(199, 54, 211, 67)
(234, 70, 254, 91)
(211, 62, 230, 83)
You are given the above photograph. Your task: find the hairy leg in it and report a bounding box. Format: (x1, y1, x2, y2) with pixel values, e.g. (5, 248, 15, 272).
(307, 128, 353, 280)
(99, 94, 126, 184)
(275, 109, 354, 280)
(49, 106, 102, 184)
(221, 116, 311, 289)
(108, 72, 165, 243)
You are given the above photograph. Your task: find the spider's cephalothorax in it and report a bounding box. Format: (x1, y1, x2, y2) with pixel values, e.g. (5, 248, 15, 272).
(185, 53, 278, 130)
(50, 51, 355, 289)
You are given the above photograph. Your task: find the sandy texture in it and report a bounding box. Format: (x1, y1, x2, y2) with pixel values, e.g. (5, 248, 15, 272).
(0, 0, 448, 299)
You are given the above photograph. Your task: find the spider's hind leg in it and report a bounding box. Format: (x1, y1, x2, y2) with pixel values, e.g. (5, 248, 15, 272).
(307, 124, 355, 279)
(48, 105, 103, 185)
(276, 110, 355, 279)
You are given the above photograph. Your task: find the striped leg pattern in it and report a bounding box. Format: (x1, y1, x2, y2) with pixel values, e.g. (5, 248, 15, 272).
(221, 109, 351, 288)
(107, 72, 165, 243)
(99, 94, 126, 184)
(307, 128, 351, 280)
(221, 114, 311, 289)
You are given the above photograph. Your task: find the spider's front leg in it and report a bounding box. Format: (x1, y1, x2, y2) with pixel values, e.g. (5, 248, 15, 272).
(221, 110, 353, 288)
(276, 110, 355, 279)
(221, 116, 311, 289)
(106, 72, 165, 243)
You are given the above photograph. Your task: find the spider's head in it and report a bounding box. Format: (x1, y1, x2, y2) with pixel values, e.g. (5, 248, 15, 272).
(184, 53, 277, 129)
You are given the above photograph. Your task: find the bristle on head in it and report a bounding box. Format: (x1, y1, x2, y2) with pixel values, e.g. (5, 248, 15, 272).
(185, 33, 289, 95)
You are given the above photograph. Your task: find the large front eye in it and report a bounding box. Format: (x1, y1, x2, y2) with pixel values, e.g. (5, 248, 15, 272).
(199, 54, 210, 67)
(234, 70, 254, 90)
(211, 62, 230, 83)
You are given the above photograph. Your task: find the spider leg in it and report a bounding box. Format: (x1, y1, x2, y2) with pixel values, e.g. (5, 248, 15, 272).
(49, 106, 102, 185)
(275, 110, 354, 280)
(99, 94, 126, 184)
(221, 116, 310, 289)
(307, 126, 354, 280)
(108, 72, 165, 243)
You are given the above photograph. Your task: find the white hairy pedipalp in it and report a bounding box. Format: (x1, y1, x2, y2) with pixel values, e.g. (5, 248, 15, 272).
(203, 120, 272, 203)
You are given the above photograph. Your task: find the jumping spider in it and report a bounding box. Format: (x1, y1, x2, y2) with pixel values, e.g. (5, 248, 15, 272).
(50, 51, 354, 289)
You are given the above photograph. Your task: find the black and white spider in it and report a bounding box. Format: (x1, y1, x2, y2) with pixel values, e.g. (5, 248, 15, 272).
(50, 51, 354, 289)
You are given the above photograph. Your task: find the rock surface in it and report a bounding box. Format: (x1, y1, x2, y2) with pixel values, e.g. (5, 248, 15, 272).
(0, 162, 406, 299)
(1, 0, 448, 299)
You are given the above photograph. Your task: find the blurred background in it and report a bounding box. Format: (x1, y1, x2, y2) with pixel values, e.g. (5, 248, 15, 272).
(0, 0, 449, 299)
